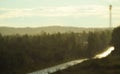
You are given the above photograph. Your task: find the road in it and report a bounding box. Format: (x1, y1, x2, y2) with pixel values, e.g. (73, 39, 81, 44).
(29, 46, 114, 74)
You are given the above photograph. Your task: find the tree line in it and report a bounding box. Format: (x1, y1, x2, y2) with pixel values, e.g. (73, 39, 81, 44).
(0, 30, 111, 74)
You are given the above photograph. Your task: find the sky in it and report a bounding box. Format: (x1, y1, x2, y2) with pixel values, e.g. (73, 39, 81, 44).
(0, 0, 120, 28)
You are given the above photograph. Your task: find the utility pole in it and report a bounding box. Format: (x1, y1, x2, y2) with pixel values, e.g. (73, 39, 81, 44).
(109, 4, 112, 29)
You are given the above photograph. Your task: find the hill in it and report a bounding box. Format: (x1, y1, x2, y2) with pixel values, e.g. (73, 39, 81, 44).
(0, 26, 108, 35)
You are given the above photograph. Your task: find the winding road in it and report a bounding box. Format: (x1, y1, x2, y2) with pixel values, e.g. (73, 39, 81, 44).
(29, 46, 114, 74)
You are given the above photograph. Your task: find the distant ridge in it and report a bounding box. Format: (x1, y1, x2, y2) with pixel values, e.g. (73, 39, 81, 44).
(0, 26, 109, 35)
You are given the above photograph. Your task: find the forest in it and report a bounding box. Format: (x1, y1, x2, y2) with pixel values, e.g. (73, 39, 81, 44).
(0, 30, 111, 74)
(52, 26, 120, 74)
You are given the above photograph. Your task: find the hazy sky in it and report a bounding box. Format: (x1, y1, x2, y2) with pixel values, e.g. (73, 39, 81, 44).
(0, 0, 120, 27)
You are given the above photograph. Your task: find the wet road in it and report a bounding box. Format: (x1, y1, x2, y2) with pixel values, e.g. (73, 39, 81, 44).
(29, 46, 114, 74)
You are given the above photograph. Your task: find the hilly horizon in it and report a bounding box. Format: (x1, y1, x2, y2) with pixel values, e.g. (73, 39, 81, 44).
(0, 26, 109, 35)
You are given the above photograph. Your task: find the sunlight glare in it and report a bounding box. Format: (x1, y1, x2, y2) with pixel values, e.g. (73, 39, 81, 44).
(94, 46, 115, 59)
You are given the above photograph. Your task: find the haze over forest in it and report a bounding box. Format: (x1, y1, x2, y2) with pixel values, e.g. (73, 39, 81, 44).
(0, 26, 109, 35)
(0, 0, 120, 74)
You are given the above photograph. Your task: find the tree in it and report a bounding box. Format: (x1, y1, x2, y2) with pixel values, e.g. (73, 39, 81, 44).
(87, 31, 111, 57)
(111, 26, 120, 55)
